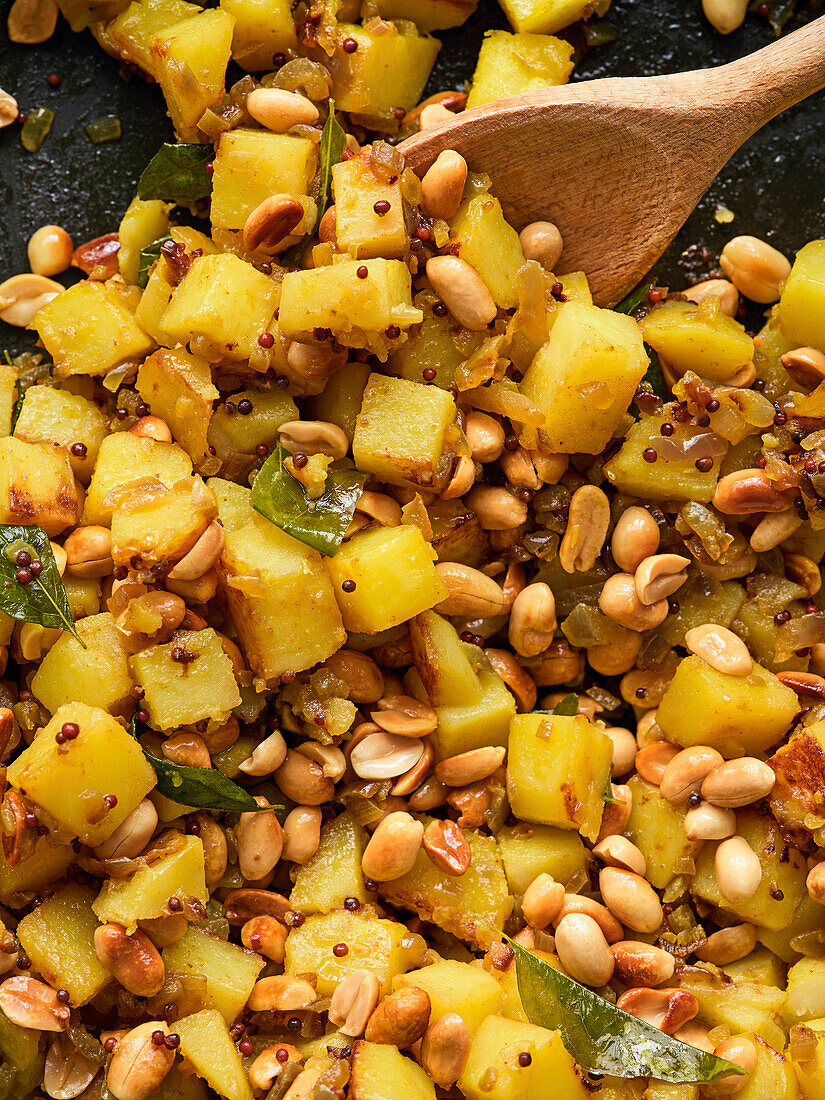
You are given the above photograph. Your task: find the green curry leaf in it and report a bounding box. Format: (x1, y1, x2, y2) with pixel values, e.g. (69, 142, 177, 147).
(551, 693, 579, 717)
(615, 278, 655, 315)
(137, 235, 173, 289)
(282, 103, 346, 267)
(137, 143, 213, 204)
(504, 937, 744, 1083)
(128, 716, 285, 814)
(251, 443, 367, 557)
(0, 525, 83, 643)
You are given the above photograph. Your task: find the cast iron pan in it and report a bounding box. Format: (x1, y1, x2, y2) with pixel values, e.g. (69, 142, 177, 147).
(1, 0, 824, 354)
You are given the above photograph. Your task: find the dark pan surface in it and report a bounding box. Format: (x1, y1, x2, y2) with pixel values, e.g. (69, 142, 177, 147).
(1, 0, 823, 353)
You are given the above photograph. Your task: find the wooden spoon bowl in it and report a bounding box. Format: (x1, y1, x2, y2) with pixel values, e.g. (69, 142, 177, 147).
(400, 17, 825, 306)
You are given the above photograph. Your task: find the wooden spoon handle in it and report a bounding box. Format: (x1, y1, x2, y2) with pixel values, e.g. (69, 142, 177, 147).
(713, 14, 825, 120)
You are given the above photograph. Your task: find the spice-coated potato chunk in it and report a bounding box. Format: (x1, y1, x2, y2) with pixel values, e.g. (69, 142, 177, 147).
(393, 960, 503, 1035)
(290, 812, 367, 915)
(466, 29, 574, 109)
(30, 612, 134, 716)
(162, 927, 264, 1024)
(136, 348, 219, 464)
(93, 833, 208, 929)
(13, 384, 108, 484)
(0, 436, 80, 536)
(175, 1009, 253, 1100)
(219, 0, 296, 70)
(779, 239, 825, 353)
(625, 775, 698, 891)
(7, 702, 156, 845)
(110, 476, 214, 568)
(349, 1041, 436, 1100)
(448, 181, 526, 308)
(333, 154, 408, 260)
(497, 822, 587, 896)
(498, 0, 608, 34)
(210, 129, 316, 230)
(83, 431, 193, 526)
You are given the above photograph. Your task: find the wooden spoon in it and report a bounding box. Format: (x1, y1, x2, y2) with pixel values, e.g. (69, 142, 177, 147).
(400, 16, 825, 306)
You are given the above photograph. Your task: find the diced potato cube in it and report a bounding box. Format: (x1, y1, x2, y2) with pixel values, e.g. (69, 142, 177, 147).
(410, 610, 482, 707)
(604, 412, 726, 503)
(149, 9, 235, 141)
(207, 389, 297, 478)
(394, 960, 503, 1035)
(305, 362, 371, 441)
(678, 971, 786, 1054)
(31, 612, 133, 716)
(779, 240, 825, 353)
(161, 253, 279, 363)
(163, 927, 263, 1023)
(640, 301, 754, 383)
(176, 1009, 252, 1100)
(278, 259, 422, 349)
(424, 668, 516, 760)
(103, 0, 200, 75)
(769, 721, 825, 843)
(325, 524, 447, 633)
(521, 303, 648, 454)
(64, 574, 102, 622)
(657, 655, 799, 757)
(110, 477, 212, 568)
(16, 885, 110, 1005)
(316, 22, 440, 128)
(210, 130, 316, 231)
(136, 349, 218, 464)
(499, 0, 608, 34)
(290, 812, 366, 914)
(467, 29, 574, 109)
(353, 373, 457, 487)
(379, 823, 512, 948)
(7, 702, 155, 845)
(118, 196, 172, 284)
(83, 432, 193, 526)
(93, 833, 208, 929)
(791, 1017, 825, 1100)
(350, 1041, 436, 1100)
(625, 776, 698, 890)
(785, 959, 825, 1024)
(497, 822, 586, 895)
(371, 0, 476, 29)
(736, 1038, 799, 1100)
(388, 301, 478, 390)
(284, 907, 426, 996)
(135, 261, 176, 346)
(33, 280, 155, 378)
(13, 385, 107, 483)
(0, 365, 16, 438)
(0, 836, 73, 905)
(723, 947, 785, 988)
(0, 436, 79, 535)
(216, 504, 346, 681)
(333, 154, 407, 260)
(449, 184, 526, 308)
(506, 713, 612, 841)
(692, 810, 806, 932)
(219, 0, 295, 69)
(459, 1014, 591, 1100)
(131, 628, 241, 730)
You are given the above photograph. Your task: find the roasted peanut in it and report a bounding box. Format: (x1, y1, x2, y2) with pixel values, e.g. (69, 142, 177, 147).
(166, 522, 225, 582)
(0, 976, 70, 1031)
(236, 796, 283, 881)
(241, 915, 288, 963)
(93, 924, 165, 997)
(603, 725, 639, 777)
(599, 572, 668, 632)
(710, 1036, 757, 1095)
(421, 150, 468, 220)
(239, 730, 288, 777)
(465, 411, 505, 463)
(279, 419, 349, 460)
(611, 506, 660, 573)
(720, 235, 791, 303)
(553, 894, 623, 944)
(715, 836, 762, 903)
(44, 1032, 98, 1100)
(28, 225, 73, 277)
(592, 835, 646, 876)
(94, 799, 157, 860)
(275, 750, 335, 804)
(128, 416, 172, 442)
(248, 975, 317, 1012)
(246, 88, 319, 131)
(323, 648, 384, 703)
(701, 758, 775, 807)
(422, 818, 471, 876)
(435, 562, 506, 618)
(281, 805, 322, 864)
(682, 277, 739, 315)
(599, 867, 663, 934)
(713, 468, 795, 514)
(634, 553, 689, 605)
(616, 987, 698, 1034)
(391, 738, 434, 797)
(466, 484, 528, 530)
(361, 812, 424, 881)
(598, 784, 633, 841)
(419, 102, 455, 129)
(162, 731, 211, 769)
(559, 485, 610, 573)
(0, 273, 63, 326)
(701, 0, 748, 34)
(190, 813, 228, 887)
(0, 91, 18, 129)
(611, 940, 675, 988)
(660, 745, 725, 804)
(372, 695, 438, 738)
(780, 345, 825, 390)
(328, 969, 380, 1037)
(635, 741, 680, 785)
(248, 1045, 303, 1094)
(695, 923, 758, 965)
(806, 861, 825, 905)
(484, 649, 537, 712)
(7, 0, 58, 42)
(426, 255, 497, 331)
(365, 986, 430, 1047)
(749, 510, 803, 553)
(419, 1011, 471, 1088)
(106, 1021, 174, 1100)
(509, 582, 557, 657)
(519, 221, 564, 269)
(434, 745, 506, 786)
(684, 801, 736, 841)
(522, 874, 564, 928)
(350, 732, 425, 780)
(243, 196, 306, 253)
(554, 913, 614, 987)
(684, 623, 753, 676)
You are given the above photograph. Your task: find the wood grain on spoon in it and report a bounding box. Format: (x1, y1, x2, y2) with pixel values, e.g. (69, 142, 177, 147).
(400, 16, 825, 307)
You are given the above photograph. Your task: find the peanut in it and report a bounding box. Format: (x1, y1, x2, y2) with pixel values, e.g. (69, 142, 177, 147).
(425, 255, 497, 331)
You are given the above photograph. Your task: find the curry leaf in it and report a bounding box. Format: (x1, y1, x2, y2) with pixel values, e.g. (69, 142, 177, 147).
(128, 716, 285, 814)
(615, 278, 655, 315)
(137, 235, 173, 289)
(642, 350, 669, 401)
(251, 443, 367, 557)
(0, 525, 83, 643)
(282, 103, 346, 266)
(551, 693, 579, 717)
(504, 937, 744, 1083)
(137, 143, 213, 204)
